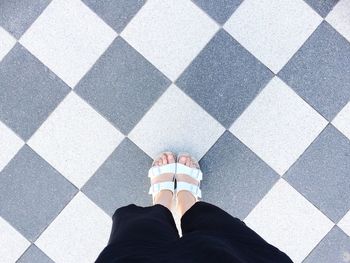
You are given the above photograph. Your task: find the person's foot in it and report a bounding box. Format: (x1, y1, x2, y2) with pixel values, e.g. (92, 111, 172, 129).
(151, 152, 176, 210)
(176, 154, 200, 217)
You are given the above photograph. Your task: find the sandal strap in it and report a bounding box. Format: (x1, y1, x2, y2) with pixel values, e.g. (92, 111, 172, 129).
(149, 181, 175, 196)
(176, 181, 202, 199)
(148, 163, 176, 179)
(176, 163, 202, 181)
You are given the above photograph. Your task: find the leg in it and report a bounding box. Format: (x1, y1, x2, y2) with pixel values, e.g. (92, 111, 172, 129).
(180, 201, 293, 263)
(180, 201, 244, 234)
(108, 153, 179, 245)
(108, 203, 179, 246)
(152, 153, 175, 211)
(176, 155, 199, 217)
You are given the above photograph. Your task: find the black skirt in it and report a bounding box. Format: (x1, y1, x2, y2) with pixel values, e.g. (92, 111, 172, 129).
(96, 201, 293, 263)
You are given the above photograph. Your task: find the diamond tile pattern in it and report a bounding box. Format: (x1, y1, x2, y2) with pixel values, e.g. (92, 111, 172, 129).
(0, 121, 24, 172)
(82, 138, 153, 216)
(35, 192, 111, 263)
(284, 125, 350, 222)
(332, 101, 350, 140)
(230, 77, 327, 175)
(304, 0, 339, 17)
(326, 0, 350, 42)
(192, 0, 243, 24)
(303, 226, 350, 263)
(0, 146, 77, 241)
(199, 131, 279, 219)
(128, 85, 225, 160)
(17, 245, 54, 263)
(0, 44, 70, 140)
(19, 0, 117, 87)
(176, 29, 273, 128)
(1, 0, 349, 262)
(28, 92, 124, 188)
(279, 21, 350, 120)
(82, 0, 146, 33)
(75, 37, 170, 134)
(339, 210, 350, 237)
(0, 27, 16, 61)
(0, 217, 30, 263)
(224, 0, 322, 73)
(121, 0, 218, 80)
(245, 179, 334, 263)
(0, 0, 51, 39)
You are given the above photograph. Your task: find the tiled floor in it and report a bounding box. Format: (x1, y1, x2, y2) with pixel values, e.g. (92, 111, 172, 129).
(0, 0, 350, 262)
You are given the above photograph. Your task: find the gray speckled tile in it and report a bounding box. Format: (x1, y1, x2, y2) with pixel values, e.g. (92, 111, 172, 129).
(17, 245, 54, 263)
(304, 0, 339, 17)
(82, 0, 146, 33)
(0, 0, 51, 39)
(75, 37, 170, 134)
(192, 0, 243, 24)
(82, 138, 152, 216)
(0, 145, 77, 241)
(303, 226, 350, 263)
(285, 125, 350, 223)
(176, 29, 273, 128)
(279, 21, 350, 121)
(0, 44, 70, 141)
(199, 131, 279, 220)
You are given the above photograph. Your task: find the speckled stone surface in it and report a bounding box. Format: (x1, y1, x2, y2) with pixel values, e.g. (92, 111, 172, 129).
(285, 125, 350, 223)
(0, 44, 70, 141)
(17, 245, 54, 263)
(0, 145, 77, 241)
(1, 1, 349, 262)
(0, 0, 51, 38)
(75, 37, 170, 134)
(192, 0, 243, 24)
(304, 0, 339, 17)
(303, 226, 350, 263)
(279, 21, 350, 121)
(176, 29, 273, 128)
(82, 138, 152, 216)
(82, 0, 146, 33)
(199, 131, 279, 219)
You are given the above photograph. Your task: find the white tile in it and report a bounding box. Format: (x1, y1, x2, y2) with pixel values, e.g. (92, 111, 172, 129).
(19, 0, 117, 87)
(0, 217, 30, 263)
(128, 84, 225, 160)
(326, 0, 350, 43)
(230, 77, 328, 175)
(0, 121, 24, 172)
(245, 179, 334, 263)
(121, 0, 218, 81)
(0, 27, 16, 61)
(338, 209, 350, 237)
(332, 102, 350, 140)
(28, 92, 124, 188)
(35, 192, 111, 263)
(224, 0, 322, 73)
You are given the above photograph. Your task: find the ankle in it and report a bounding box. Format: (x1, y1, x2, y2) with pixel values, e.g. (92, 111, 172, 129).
(177, 191, 196, 217)
(154, 190, 173, 210)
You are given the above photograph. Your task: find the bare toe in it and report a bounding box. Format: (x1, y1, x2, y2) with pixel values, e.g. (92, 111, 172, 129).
(158, 158, 163, 166)
(179, 156, 187, 165)
(190, 159, 196, 168)
(167, 153, 175, 164)
(185, 156, 191, 166)
(161, 154, 167, 165)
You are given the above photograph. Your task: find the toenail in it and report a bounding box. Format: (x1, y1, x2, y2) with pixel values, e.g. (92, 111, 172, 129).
(180, 156, 187, 163)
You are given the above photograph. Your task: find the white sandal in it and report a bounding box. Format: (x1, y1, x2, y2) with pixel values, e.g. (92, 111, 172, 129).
(175, 153, 203, 201)
(148, 152, 176, 204)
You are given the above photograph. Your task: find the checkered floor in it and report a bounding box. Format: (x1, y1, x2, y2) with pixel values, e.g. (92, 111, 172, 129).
(1, 0, 350, 262)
